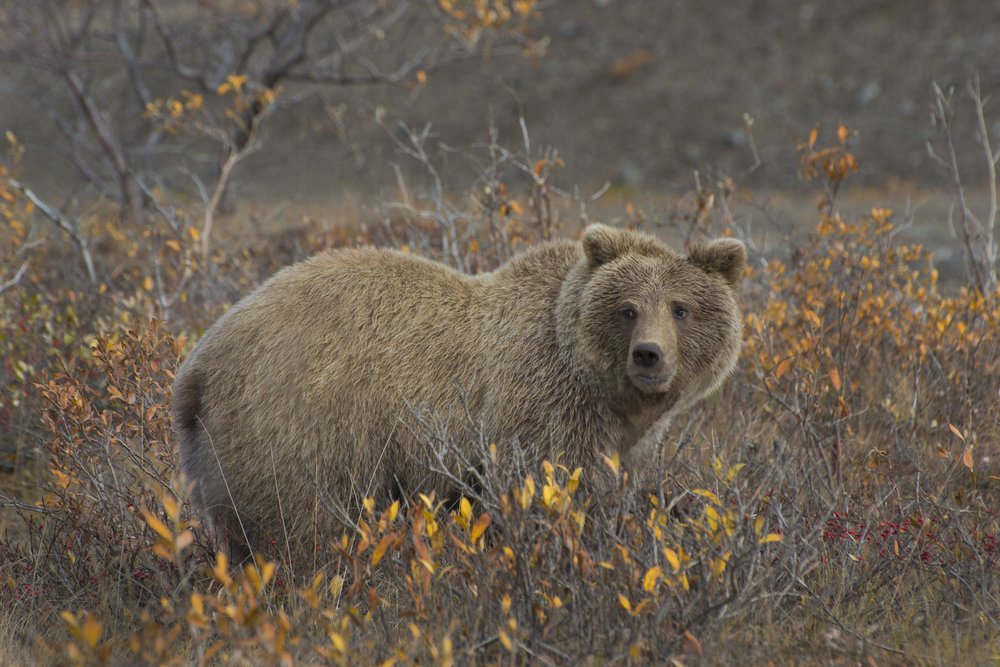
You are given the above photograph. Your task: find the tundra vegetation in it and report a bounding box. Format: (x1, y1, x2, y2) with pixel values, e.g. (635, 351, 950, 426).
(1, 2, 999, 665)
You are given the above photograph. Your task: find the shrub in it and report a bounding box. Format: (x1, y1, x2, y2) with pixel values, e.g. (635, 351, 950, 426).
(1, 122, 998, 665)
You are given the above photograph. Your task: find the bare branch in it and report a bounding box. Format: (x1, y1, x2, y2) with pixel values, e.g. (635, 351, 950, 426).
(930, 81, 991, 293)
(968, 77, 999, 286)
(0, 493, 51, 514)
(8, 178, 97, 285)
(0, 261, 29, 294)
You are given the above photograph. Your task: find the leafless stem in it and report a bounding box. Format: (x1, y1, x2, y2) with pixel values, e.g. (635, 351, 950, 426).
(929, 80, 998, 293)
(0, 260, 29, 294)
(8, 178, 97, 285)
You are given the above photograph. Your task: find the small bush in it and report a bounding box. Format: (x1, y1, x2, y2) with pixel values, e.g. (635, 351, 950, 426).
(1, 122, 998, 665)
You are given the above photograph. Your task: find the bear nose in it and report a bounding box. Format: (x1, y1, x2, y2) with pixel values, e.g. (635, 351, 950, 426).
(632, 343, 662, 369)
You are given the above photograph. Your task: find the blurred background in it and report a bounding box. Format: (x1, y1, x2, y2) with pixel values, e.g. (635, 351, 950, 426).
(2, 0, 999, 276)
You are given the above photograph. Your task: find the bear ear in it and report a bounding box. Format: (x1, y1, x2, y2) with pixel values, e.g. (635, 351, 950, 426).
(687, 238, 747, 287)
(582, 224, 663, 269)
(582, 224, 627, 268)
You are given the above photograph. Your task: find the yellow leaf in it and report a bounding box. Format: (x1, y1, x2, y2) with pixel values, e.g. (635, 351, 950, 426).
(329, 575, 345, 599)
(143, 276, 154, 291)
(213, 552, 232, 586)
(164, 239, 181, 252)
(704, 505, 720, 531)
(459, 497, 473, 525)
(258, 559, 276, 586)
(725, 464, 745, 483)
(142, 510, 173, 541)
(603, 452, 621, 475)
(499, 630, 514, 651)
(642, 566, 662, 593)
(754, 515, 765, 536)
(175, 530, 193, 552)
(363, 496, 375, 516)
(416, 69, 427, 84)
(663, 547, 680, 572)
(329, 631, 346, 653)
(245, 564, 263, 593)
(227, 74, 247, 91)
(188, 226, 200, 242)
(162, 495, 180, 522)
(567, 467, 583, 494)
(692, 488, 721, 505)
(710, 554, 729, 577)
(618, 594, 631, 612)
(759, 532, 784, 544)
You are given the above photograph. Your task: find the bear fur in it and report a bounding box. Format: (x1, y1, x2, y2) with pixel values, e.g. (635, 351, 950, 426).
(172, 224, 746, 557)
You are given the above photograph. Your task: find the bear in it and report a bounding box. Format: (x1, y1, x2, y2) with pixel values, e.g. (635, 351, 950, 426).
(171, 224, 746, 560)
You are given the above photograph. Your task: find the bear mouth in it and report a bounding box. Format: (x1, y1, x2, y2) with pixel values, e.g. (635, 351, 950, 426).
(629, 372, 671, 391)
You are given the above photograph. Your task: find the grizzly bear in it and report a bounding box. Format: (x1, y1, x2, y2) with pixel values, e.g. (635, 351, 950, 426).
(172, 224, 746, 558)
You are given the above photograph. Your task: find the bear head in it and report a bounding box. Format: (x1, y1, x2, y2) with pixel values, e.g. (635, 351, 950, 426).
(557, 224, 746, 412)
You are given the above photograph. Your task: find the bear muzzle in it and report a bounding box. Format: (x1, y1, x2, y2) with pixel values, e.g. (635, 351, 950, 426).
(627, 342, 675, 392)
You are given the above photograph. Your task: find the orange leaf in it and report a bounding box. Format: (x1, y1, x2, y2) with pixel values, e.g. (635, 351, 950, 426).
(470, 513, 491, 544)
(828, 367, 842, 392)
(962, 445, 974, 472)
(774, 358, 792, 379)
(371, 533, 395, 567)
(837, 124, 849, 144)
(948, 423, 965, 441)
(808, 126, 819, 149)
(684, 630, 703, 656)
(81, 615, 102, 648)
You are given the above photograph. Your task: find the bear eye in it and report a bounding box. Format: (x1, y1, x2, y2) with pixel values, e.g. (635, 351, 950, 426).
(673, 304, 689, 320)
(621, 307, 638, 321)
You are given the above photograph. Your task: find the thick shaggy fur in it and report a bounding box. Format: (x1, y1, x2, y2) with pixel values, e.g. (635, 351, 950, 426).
(172, 225, 746, 556)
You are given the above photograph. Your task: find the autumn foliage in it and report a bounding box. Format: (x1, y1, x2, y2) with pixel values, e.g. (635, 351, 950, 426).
(2, 104, 999, 666)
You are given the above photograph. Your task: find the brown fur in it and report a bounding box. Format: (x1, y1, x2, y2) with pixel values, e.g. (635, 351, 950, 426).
(171, 224, 746, 557)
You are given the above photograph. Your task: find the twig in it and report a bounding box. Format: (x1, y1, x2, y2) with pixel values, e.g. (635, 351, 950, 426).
(0, 260, 29, 294)
(8, 179, 97, 285)
(0, 493, 51, 514)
